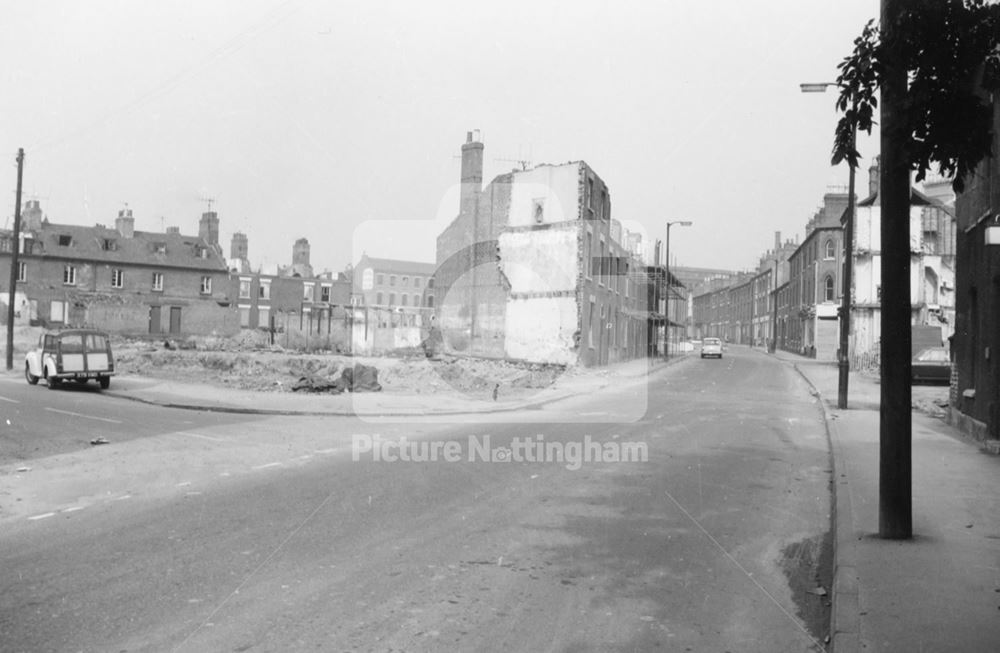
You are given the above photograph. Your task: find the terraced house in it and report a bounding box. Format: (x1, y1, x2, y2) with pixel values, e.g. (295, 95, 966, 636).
(0, 202, 236, 336)
(435, 131, 651, 366)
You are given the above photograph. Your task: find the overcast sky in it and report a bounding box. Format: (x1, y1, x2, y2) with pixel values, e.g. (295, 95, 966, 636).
(1, 0, 882, 274)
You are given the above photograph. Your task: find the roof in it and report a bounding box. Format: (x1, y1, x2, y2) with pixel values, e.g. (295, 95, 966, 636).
(4, 222, 227, 271)
(356, 255, 437, 276)
(857, 185, 954, 215)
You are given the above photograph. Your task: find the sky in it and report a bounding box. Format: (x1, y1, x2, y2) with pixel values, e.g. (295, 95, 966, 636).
(1, 0, 883, 275)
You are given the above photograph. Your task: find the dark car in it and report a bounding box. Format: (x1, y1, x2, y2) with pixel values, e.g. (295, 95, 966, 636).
(912, 346, 950, 384)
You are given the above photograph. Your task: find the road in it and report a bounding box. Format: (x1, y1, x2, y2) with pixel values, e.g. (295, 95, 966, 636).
(0, 348, 833, 652)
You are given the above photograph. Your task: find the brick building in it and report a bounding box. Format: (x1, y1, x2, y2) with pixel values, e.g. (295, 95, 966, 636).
(435, 131, 650, 366)
(230, 235, 351, 343)
(777, 193, 848, 359)
(352, 255, 437, 309)
(0, 202, 236, 336)
(951, 102, 1000, 441)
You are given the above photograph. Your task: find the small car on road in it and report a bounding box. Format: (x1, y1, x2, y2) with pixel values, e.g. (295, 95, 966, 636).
(911, 346, 950, 384)
(701, 337, 723, 359)
(25, 329, 115, 390)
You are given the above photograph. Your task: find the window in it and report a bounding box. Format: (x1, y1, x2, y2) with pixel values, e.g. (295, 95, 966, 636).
(153, 242, 167, 254)
(239, 305, 251, 327)
(427, 278, 434, 289)
(102, 238, 117, 251)
(111, 268, 124, 288)
(58, 234, 72, 246)
(376, 292, 383, 305)
(0, 237, 10, 252)
(258, 307, 270, 328)
(402, 276, 409, 287)
(824, 239, 836, 259)
(413, 277, 421, 289)
(401, 294, 408, 306)
(259, 280, 271, 300)
(152, 272, 164, 291)
(426, 295, 434, 308)
(389, 292, 396, 305)
(532, 199, 545, 224)
(239, 278, 251, 298)
(63, 265, 76, 285)
(195, 245, 209, 259)
(321, 285, 331, 302)
(376, 274, 384, 285)
(16, 261, 26, 282)
(390, 275, 396, 286)
(200, 276, 212, 294)
(303, 282, 314, 302)
(824, 275, 835, 302)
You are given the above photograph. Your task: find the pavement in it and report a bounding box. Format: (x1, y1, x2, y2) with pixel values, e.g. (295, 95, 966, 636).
(771, 347, 1000, 653)
(97, 353, 683, 418)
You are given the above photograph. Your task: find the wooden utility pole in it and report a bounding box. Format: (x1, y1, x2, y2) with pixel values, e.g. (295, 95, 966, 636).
(5, 148, 24, 371)
(879, 0, 913, 539)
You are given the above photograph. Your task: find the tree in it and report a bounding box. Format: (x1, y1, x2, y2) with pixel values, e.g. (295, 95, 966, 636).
(831, 0, 1000, 538)
(833, 0, 1000, 192)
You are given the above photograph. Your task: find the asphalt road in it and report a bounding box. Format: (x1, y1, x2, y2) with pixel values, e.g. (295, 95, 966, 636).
(0, 374, 259, 463)
(0, 348, 833, 652)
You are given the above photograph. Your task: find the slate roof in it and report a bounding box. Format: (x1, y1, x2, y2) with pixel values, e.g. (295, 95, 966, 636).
(4, 222, 227, 271)
(355, 255, 437, 276)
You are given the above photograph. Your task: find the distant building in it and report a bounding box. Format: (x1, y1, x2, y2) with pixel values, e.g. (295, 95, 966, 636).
(232, 235, 351, 338)
(850, 158, 956, 359)
(352, 255, 438, 309)
(0, 203, 236, 336)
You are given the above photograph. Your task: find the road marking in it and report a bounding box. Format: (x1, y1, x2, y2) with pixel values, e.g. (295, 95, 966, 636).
(63, 506, 85, 513)
(177, 482, 192, 487)
(116, 494, 132, 501)
(175, 431, 228, 442)
(44, 408, 122, 423)
(0, 395, 20, 403)
(28, 512, 55, 521)
(315, 448, 339, 454)
(251, 462, 282, 470)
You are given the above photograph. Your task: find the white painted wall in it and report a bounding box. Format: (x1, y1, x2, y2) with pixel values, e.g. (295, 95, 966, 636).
(507, 164, 580, 227)
(505, 296, 579, 365)
(498, 228, 579, 293)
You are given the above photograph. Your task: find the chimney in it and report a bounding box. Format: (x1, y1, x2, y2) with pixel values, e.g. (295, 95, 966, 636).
(231, 232, 248, 260)
(460, 130, 484, 216)
(115, 207, 135, 238)
(292, 237, 313, 277)
(869, 155, 880, 198)
(166, 226, 180, 235)
(199, 210, 219, 246)
(774, 231, 781, 251)
(22, 199, 43, 231)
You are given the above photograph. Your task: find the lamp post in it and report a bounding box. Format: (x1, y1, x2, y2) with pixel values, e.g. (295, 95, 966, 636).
(801, 82, 856, 410)
(664, 220, 692, 359)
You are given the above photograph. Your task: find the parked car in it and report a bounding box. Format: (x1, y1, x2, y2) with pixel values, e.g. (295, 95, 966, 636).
(911, 346, 950, 384)
(25, 329, 115, 390)
(701, 337, 723, 359)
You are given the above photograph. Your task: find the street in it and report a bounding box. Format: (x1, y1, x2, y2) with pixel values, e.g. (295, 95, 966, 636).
(1, 348, 833, 652)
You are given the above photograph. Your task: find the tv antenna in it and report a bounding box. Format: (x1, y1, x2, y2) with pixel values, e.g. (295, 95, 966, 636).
(495, 145, 533, 171)
(199, 196, 217, 212)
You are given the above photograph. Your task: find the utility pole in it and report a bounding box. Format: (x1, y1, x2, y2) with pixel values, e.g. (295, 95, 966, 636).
(6, 148, 24, 371)
(879, 0, 913, 539)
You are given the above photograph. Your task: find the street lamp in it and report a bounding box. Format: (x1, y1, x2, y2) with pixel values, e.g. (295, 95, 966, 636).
(664, 220, 692, 359)
(801, 82, 857, 410)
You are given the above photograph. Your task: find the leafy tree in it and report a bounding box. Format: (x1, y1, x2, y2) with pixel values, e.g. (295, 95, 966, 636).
(833, 0, 1000, 191)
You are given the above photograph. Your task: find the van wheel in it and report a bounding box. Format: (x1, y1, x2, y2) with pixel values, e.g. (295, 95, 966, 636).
(99, 377, 110, 390)
(25, 363, 39, 385)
